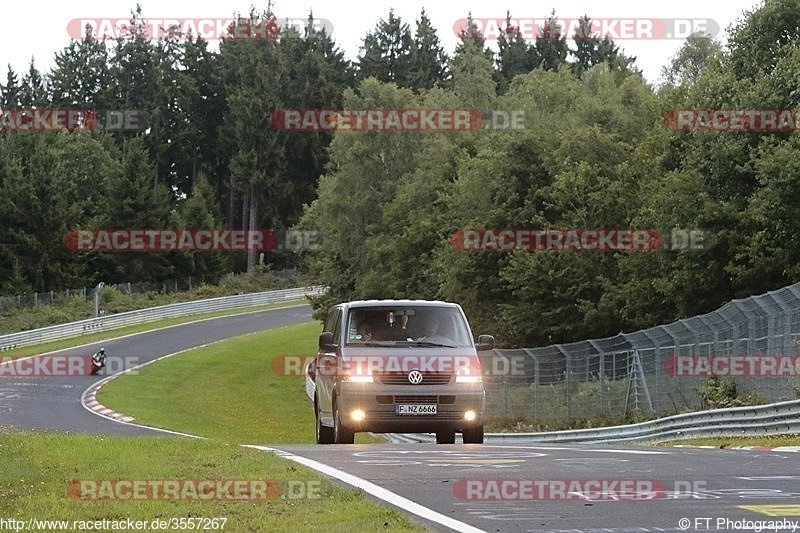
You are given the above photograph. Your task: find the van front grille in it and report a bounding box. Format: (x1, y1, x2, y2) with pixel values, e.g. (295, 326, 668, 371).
(376, 371, 452, 385)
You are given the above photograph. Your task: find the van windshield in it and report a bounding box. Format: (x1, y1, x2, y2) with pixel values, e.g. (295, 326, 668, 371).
(345, 306, 473, 348)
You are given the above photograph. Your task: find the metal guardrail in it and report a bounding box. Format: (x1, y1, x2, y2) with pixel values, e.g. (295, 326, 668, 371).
(0, 286, 325, 351)
(389, 399, 800, 444)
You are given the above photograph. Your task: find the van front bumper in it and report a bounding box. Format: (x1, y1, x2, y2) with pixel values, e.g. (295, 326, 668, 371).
(336, 382, 486, 433)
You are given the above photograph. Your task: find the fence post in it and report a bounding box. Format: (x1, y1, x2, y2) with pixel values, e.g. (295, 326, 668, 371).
(94, 282, 105, 317)
(502, 368, 508, 420)
(566, 354, 572, 422)
(600, 352, 606, 416)
(633, 350, 654, 414)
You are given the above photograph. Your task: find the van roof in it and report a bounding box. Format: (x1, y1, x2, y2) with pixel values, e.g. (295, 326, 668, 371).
(338, 299, 460, 309)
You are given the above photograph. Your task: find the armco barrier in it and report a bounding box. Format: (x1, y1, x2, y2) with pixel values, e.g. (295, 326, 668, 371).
(0, 286, 325, 351)
(388, 398, 800, 444)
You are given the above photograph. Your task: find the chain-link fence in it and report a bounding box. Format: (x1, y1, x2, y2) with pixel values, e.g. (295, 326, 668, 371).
(0, 269, 298, 314)
(481, 283, 800, 428)
(0, 277, 208, 313)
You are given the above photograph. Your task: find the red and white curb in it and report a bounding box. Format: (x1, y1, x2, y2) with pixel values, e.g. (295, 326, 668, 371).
(79, 342, 216, 431)
(674, 444, 800, 452)
(83, 379, 135, 423)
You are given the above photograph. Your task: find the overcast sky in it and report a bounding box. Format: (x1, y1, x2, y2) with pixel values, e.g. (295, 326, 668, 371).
(1, 0, 763, 87)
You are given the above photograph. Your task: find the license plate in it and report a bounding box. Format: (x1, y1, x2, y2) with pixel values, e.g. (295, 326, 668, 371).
(395, 404, 437, 415)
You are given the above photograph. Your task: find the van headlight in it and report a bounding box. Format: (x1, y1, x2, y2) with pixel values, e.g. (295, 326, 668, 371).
(344, 374, 374, 383)
(456, 367, 482, 383)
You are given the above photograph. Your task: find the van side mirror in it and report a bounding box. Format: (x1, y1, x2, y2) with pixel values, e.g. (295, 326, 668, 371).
(318, 332, 336, 351)
(476, 334, 495, 351)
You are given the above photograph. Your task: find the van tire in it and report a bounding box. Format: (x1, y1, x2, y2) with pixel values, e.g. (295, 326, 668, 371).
(316, 397, 334, 444)
(333, 400, 355, 444)
(462, 425, 484, 444)
(436, 429, 456, 444)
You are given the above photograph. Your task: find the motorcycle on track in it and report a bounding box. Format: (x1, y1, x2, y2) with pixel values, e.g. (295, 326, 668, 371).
(90, 348, 107, 376)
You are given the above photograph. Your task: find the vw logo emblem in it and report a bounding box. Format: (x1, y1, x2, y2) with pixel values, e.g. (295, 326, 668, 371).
(407, 370, 423, 384)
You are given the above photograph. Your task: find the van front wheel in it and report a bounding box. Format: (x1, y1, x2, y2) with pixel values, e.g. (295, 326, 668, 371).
(436, 429, 456, 444)
(333, 401, 355, 444)
(315, 398, 334, 444)
(462, 426, 484, 444)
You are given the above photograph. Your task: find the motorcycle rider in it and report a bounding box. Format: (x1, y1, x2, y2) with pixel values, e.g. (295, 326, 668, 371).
(92, 347, 107, 369)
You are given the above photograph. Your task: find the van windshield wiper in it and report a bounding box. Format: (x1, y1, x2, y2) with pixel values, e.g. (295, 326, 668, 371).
(406, 341, 457, 348)
(353, 341, 395, 347)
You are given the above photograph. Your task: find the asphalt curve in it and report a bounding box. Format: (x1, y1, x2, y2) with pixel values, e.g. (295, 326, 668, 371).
(0, 304, 314, 434)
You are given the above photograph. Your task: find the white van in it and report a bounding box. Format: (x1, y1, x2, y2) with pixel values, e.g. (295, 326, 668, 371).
(311, 300, 494, 444)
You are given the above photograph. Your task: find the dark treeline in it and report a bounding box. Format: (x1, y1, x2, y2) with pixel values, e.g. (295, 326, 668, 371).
(2, 1, 799, 347)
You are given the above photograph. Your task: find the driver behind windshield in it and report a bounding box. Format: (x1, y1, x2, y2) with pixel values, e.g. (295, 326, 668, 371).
(417, 315, 441, 340)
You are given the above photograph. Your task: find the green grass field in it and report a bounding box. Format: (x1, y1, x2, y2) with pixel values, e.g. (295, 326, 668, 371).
(0, 431, 423, 532)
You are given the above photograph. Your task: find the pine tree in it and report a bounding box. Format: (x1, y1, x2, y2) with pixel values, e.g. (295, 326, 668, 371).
(356, 10, 414, 86)
(407, 9, 449, 90)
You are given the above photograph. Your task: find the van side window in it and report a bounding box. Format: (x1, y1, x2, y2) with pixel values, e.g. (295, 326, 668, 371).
(330, 309, 343, 345)
(324, 307, 343, 346)
(323, 307, 339, 334)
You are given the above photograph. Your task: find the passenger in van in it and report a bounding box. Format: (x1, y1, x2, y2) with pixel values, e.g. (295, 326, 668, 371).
(355, 320, 374, 342)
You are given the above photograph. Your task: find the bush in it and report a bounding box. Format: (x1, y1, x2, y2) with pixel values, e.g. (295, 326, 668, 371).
(699, 376, 763, 409)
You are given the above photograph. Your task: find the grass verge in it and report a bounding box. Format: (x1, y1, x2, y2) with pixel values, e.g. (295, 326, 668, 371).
(655, 435, 800, 448)
(0, 431, 424, 532)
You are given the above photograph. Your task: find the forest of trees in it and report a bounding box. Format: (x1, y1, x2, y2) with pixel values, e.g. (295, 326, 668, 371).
(2, 1, 799, 347)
